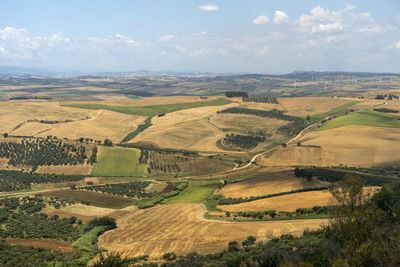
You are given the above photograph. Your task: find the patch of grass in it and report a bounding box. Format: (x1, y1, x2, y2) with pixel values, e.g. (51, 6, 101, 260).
(64, 98, 231, 117)
(204, 198, 222, 212)
(319, 110, 400, 130)
(121, 116, 153, 143)
(91, 147, 147, 177)
(310, 101, 359, 122)
(162, 181, 219, 204)
(42, 189, 134, 209)
(72, 226, 105, 252)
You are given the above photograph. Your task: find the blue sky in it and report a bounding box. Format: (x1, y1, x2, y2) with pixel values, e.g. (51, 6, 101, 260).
(0, 0, 399, 73)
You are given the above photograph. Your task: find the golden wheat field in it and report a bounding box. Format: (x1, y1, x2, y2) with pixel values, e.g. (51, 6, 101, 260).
(260, 125, 400, 167)
(7, 104, 145, 142)
(218, 187, 379, 213)
(217, 172, 329, 198)
(131, 104, 238, 151)
(98, 203, 328, 258)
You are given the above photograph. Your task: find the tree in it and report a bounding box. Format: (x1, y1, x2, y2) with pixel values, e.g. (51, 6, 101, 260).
(225, 211, 230, 217)
(92, 252, 132, 267)
(3, 133, 8, 138)
(104, 139, 113, 146)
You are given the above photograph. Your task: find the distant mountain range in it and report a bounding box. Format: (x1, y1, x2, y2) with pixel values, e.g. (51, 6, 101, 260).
(0, 66, 399, 78)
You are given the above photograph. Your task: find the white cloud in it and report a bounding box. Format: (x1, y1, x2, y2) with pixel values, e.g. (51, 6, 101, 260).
(158, 34, 175, 42)
(253, 15, 270, 25)
(395, 41, 400, 49)
(198, 4, 218, 11)
(0, 47, 5, 53)
(258, 46, 270, 55)
(354, 25, 381, 33)
(274, 11, 290, 24)
(175, 44, 186, 52)
(312, 23, 343, 34)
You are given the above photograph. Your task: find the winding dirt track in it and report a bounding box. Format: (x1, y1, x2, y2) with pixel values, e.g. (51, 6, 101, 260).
(98, 203, 328, 259)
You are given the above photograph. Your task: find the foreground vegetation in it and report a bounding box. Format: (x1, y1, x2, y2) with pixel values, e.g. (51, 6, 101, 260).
(101, 176, 400, 266)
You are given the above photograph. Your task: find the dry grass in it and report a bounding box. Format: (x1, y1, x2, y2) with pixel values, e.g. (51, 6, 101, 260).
(260, 125, 400, 167)
(7, 238, 76, 252)
(217, 172, 328, 198)
(98, 203, 327, 258)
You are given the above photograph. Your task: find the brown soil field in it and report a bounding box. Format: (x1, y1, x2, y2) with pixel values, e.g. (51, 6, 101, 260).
(98, 203, 328, 258)
(42, 203, 119, 222)
(35, 164, 92, 175)
(217, 172, 329, 198)
(41, 190, 134, 209)
(218, 187, 379, 212)
(260, 126, 400, 167)
(7, 238, 76, 252)
(132, 104, 238, 152)
(10, 108, 145, 142)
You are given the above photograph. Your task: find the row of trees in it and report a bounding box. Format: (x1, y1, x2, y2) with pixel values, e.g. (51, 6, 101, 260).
(225, 91, 249, 98)
(80, 182, 156, 198)
(0, 170, 84, 192)
(242, 96, 279, 104)
(375, 94, 399, 100)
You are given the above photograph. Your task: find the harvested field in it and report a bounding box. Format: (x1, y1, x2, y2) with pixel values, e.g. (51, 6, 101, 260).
(7, 238, 76, 252)
(219, 190, 334, 212)
(130, 104, 238, 151)
(35, 164, 92, 175)
(210, 113, 288, 133)
(42, 203, 118, 222)
(217, 172, 329, 198)
(219, 187, 379, 212)
(98, 203, 327, 258)
(41, 190, 134, 209)
(91, 146, 147, 177)
(11, 108, 145, 142)
(277, 97, 356, 117)
(260, 126, 400, 167)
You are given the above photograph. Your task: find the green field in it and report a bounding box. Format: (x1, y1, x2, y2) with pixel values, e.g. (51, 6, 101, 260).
(91, 147, 147, 177)
(162, 181, 219, 204)
(310, 101, 359, 122)
(319, 110, 400, 130)
(64, 98, 231, 116)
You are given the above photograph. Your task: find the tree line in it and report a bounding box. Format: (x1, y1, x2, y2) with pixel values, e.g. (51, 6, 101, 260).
(79, 181, 156, 198)
(0, 170, 84, 192)
(225, 91, 249, 98)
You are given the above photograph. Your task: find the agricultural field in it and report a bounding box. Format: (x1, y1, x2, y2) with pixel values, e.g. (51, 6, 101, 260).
(162, 181, 220, 204)
(217, 171, 328, 198)
(64, 98, 231, 117)
(91, 146, 147, 177)
(260, 125, 400, 167)
(98, 203, 328, 258)
(218, 187, 378, 213)
(319, 110, 400, 130)
(41, 189, 134, 209)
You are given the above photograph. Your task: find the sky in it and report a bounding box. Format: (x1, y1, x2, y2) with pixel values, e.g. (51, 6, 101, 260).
(0, 0, 399, 73)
